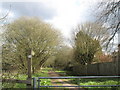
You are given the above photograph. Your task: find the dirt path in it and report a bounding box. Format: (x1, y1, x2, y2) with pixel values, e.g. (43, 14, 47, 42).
(48, 70, 86, 90)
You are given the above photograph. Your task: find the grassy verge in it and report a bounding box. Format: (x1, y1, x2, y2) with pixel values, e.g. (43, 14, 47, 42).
(54, 69, 120, 89)
(2, 68, 52, 88)
(70, 78, 120, 89)
(53, 69, 67, 76)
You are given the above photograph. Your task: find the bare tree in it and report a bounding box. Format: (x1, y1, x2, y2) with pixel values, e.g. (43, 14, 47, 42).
(97, 0, 120, 46)
(0, 5, 11, 20)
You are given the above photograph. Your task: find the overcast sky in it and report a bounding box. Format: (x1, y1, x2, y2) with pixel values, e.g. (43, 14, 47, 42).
(0, 0, 99, 39)
(0, 0, 118, 52)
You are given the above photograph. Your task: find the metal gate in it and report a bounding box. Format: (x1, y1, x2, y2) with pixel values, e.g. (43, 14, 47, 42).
(32, 76, 120, 88)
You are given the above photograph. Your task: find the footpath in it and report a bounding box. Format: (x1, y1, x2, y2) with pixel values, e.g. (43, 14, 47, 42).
(48, 70, 87, 90)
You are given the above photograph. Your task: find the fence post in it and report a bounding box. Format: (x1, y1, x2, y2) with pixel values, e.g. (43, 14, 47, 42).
(33, 78, 36, 89)
(118, 44, 120, 75)
(38, 79, 41, 89)
(27, 49, 32, 88)
(118, 44, 120, 59)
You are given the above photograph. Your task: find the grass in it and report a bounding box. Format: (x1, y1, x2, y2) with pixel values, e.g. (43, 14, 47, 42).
(70, 78, 120, 89)
(54, 69, 67, 76)
(3, 68, 120, 89)
(54, 70, 66, 73)
(54, 69, 120, 89)
(2, 68, 52, 88)
(53, 69, 120, 89)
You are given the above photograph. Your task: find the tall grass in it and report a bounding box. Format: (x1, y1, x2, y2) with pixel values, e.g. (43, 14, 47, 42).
(2, 68, 52, 88)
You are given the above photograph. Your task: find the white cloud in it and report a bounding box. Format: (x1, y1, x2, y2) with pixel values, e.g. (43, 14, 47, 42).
(44, 0, 98, 39)
(8, 12, 14, 18)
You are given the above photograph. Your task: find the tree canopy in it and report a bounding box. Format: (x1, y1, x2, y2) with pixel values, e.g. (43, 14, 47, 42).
(2, 16, 62, 73)
(73, 22, 107, 65)
(74, 30, 101, 65)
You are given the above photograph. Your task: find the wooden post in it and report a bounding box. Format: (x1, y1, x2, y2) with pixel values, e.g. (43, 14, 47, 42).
(27, 49, 32, 88)
(118, 44, 120, 75)
(118, 44, 120, 58)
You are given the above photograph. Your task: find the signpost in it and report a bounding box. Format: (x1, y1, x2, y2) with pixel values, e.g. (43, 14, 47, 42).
(27, 49, 35, 88)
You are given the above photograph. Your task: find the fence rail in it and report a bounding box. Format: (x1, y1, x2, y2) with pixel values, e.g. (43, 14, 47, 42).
(33, 76, 120, 88)
(2, 79, 31, 84)
(38, 76, 120, 79)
